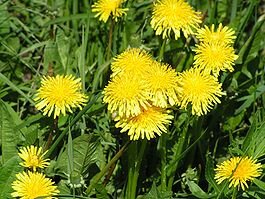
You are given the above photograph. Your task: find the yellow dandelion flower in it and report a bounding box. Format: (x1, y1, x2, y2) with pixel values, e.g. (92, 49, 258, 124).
(35, 75, 87, 119)
(115, 106, 173, 140)
(11, 171, 59, 199)
(92, 0, 128, 23)
(144, 61, 180, 107)
(194, 42, 238, 76)
(18, 145, 50, 172)
(150, 0, 201, 40)
(215, 157, 263, 190)
(111, 48, 153, 77)
(103, 74, 150, 118)
(196, 23, 236, 45)
(178, 68, 225, 116)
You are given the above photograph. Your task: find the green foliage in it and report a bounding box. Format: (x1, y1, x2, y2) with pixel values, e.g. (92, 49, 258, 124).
(142, 182, 172, 199)
(0, 0, 264, 198)
(187, 180, 214, 199)
(0, 100, 21, 163)
(56, 134, 99, 176)
(0, 156, 23, 198)
(243, 120, 265, 159)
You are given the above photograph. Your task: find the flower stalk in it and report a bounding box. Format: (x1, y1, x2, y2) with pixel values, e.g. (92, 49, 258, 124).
(125, 140, 147, 199)
(159, 134, 167, 191)
(107, 18, 115, 61)
(86, 140, 130, 194)
(167, 111, 192, 190)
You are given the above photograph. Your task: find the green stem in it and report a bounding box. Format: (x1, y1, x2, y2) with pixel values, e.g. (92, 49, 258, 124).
(157, 38, 168, 191)
(159, 134, 167, 192)
(44, 117, 58, 152)
(167, 112, 191, 190)
(126, 140, 147, 199)
(86, 141, 130, 194)
(132, 140, 147, 198)
(45, 93, 101, 157)
(126, 142, 136, 199)
(127, 167, 134, 199)
(107, 19, 115, 61)
(167, 130, 188, 190)
(232, 188, 237, 199)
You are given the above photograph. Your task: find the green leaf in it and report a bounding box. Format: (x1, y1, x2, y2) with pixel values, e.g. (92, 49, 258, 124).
(56, 29, 70, 71)
(205, 155, 221, 193)
(18, 41, 50, 57)
(57, 180, 71, 195)
(243, 121, 265, 159)
(95, 184, 111, 199)
(187, 180, 215, 199)
(0, 2, 10, 34)
(253, 179, 265, 192)
(234, 1, 259, 47)
(0, 156, 23, 199)
(235, 84, 265, 114)
(143, 182, 172, 199)
(0, 100, 20, 163)
(236, 14, 265, 64)
(56, 134, 99, 176)
(222, 112, 244, 132)
(0, 73, 35, 105)
(67, 130, 74, 174)
(43, 40, 62, 74)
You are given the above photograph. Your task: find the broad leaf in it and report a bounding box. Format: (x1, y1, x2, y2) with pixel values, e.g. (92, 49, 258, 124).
(205, 155, 221, 193)
(56, 134, 99, 176)
(187, 180, 215, 198)
(0, 156, 22, 199)
(0, 100, 20, 163)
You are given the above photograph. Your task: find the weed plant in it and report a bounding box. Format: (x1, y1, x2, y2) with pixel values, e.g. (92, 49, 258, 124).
(0, 0, 265, 199)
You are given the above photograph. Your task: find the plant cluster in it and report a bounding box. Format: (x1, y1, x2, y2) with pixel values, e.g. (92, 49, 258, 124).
(0, 0, 264, 199)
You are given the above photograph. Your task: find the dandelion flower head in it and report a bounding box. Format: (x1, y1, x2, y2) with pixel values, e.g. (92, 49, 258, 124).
(196, 23, 236, 45)
(193, 42, 238, 76)
(115, 106, 173, 140)
(215, 156, 262, 190)
(11, 171, 59, 199)
(35, 74, 87, 119)
(111, 48, 153, 77)
(178, 68, 225, 116)
(144, 61, 180, 107)
(92, 0, 128, 23)
(18, 145, 49, 172)
(103, 73, 150, 118)
(150, 0, 201, 40)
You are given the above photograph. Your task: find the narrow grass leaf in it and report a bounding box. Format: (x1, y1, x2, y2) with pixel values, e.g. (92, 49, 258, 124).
(253, 179, 265, 192)
(236, 14, 265, 64)
(44, 14, 89, 26)
(234, 1, 258, 46)
(235, 84, 265, 114)
(0, 73, 35, 105)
